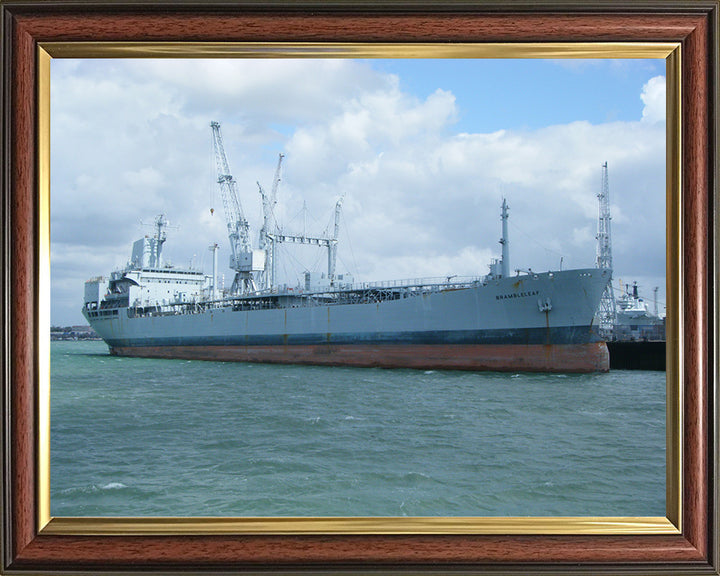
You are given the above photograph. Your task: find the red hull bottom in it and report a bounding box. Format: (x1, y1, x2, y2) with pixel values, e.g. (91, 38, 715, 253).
(110, 342, 610, 373)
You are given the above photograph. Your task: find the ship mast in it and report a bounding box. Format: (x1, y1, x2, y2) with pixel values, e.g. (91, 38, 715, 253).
(595, 161, 616, 334)
(328, 198, 343, 284)
(209, 242, 219, 300)
(500, 198, 510, 278)
(137, 214, 173, 268)
(152, 214, 168, 267)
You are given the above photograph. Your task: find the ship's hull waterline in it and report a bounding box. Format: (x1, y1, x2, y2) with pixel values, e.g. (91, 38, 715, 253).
(110, 342, 609, 373)
(87, 268, 612, 373)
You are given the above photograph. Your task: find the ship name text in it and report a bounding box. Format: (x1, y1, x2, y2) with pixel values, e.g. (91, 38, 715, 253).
(496, 290, 540, 301)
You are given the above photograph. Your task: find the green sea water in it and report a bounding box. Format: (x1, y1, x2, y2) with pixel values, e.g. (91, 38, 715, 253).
(50, 340, 666, 517)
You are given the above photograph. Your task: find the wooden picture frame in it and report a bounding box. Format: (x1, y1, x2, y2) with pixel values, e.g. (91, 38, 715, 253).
(1, 1, 717, 573)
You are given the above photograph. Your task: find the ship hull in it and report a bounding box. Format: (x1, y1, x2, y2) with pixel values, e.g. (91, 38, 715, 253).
(86, 268, 611, 373)
(110, 342, 609, 373)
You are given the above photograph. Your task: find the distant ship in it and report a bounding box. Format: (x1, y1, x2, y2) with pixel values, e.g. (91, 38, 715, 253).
(613, 281, 665, 341)
(82, 123, 610, 373)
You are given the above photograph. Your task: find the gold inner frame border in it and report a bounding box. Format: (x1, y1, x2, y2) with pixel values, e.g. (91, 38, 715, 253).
(36, 41, 682, 537)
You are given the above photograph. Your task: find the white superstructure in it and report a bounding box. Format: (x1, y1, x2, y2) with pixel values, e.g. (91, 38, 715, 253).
(83, 215, 212, 315)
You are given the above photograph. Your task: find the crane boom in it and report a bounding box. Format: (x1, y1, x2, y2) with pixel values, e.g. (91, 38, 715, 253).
(259, 154, 284, 246)
(210, 121, 263, 295)
(257, 153, 284, 290)
(210, 121, 244, 229)
(270, 153, 284, 209)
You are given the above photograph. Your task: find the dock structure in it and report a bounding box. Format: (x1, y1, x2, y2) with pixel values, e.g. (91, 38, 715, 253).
(607, 340, 665, 371)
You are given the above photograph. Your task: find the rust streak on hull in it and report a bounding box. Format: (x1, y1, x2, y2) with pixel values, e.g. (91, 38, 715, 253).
(110, 342, 609, 373)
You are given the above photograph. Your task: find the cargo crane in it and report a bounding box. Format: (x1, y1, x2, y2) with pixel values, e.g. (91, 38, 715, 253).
(257, 153, 284, 290)
(210, 121, 264, 295)
(266, 198, 343, 288)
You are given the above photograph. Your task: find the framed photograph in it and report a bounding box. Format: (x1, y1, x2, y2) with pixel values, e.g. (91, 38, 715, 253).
(2, 1, 716, 574)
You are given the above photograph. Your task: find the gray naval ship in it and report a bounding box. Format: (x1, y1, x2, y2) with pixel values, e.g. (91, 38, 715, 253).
(82, 123, 610, 373)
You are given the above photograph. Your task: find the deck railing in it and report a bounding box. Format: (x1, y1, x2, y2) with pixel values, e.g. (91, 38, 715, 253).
(125, 276, 487, 318)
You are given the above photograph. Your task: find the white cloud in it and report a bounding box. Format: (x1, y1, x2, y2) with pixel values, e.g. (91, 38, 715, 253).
(641, 75, 666, 124)
(50, 59, 666, 325)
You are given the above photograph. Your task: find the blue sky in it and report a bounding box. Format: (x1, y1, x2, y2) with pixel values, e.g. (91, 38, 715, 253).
(374, 59, 665, 132)
(50, 57, 666, 326)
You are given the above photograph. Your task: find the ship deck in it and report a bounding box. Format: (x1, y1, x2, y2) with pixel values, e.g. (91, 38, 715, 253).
(121, 276, 487, 319)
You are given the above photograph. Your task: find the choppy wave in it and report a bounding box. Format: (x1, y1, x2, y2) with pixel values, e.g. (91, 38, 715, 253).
(50, 340, 666, 518)
(59, 482, 127, 495)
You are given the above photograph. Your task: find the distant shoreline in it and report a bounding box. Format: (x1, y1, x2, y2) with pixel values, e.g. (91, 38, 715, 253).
(51, 325, 100, 341)
(50, 335, 102, 341)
